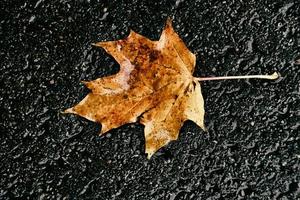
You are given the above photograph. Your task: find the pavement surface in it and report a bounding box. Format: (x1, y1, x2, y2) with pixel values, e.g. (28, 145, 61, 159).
(1, 0, 300, 199)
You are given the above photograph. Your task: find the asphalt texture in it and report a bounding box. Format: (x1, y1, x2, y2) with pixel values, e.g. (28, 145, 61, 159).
(1, 0, 300, 199)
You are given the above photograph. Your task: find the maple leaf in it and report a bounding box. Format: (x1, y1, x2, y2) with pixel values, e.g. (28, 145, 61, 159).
(64, 19, 278, 158)
(64, 19, 205, 158)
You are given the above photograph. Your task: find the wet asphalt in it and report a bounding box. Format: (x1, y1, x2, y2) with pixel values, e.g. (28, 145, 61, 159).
(0, 0, 300, 199)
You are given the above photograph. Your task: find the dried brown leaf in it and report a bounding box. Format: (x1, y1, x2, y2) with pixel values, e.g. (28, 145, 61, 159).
(64, 19, 205, 158)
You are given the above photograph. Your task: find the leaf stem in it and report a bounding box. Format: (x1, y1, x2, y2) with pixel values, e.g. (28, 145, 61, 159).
(194, 72, 279, 81)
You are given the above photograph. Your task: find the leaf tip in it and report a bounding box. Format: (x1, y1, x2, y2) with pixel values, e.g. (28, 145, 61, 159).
(162, 17, 174, 32)
(147, 152, 154, 159)
(92, 42, 103, 47)
(80, 80, 89, 86)
(62, 107, 75, 114)
(128, 29, 135, 36)
(100, 124, 109, 135)
(60, 110, 66, 115)
(166, 17, 173, 26)
(145, 146, 156, 159)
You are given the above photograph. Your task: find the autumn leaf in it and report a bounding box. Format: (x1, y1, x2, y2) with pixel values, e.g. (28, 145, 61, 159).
(64, 19, 205, 158)
(64, 18, 278, 159)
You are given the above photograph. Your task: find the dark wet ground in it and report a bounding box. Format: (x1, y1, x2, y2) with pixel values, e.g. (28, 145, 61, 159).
(1, 0, 300, 199)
